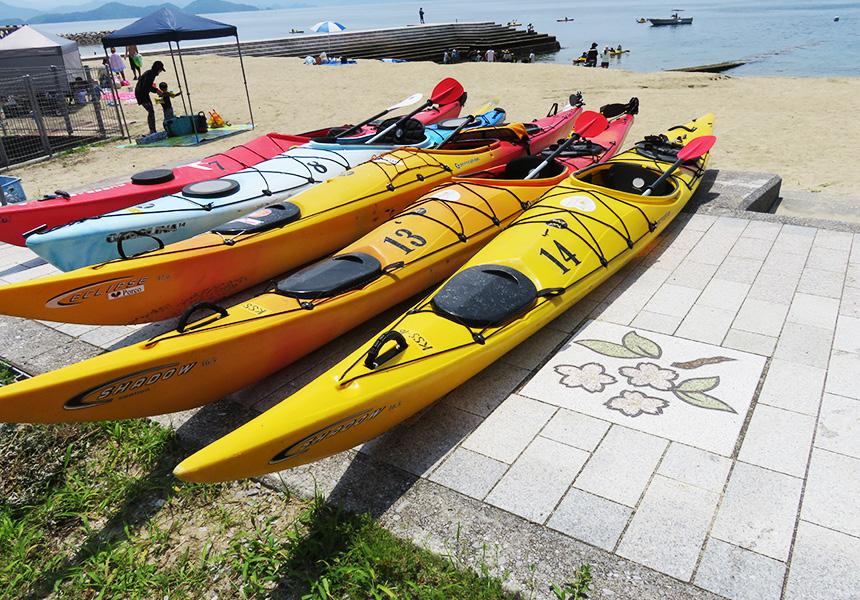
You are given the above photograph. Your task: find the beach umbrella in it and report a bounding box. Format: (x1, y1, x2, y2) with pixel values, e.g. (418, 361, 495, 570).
(311, 21, 346, 33)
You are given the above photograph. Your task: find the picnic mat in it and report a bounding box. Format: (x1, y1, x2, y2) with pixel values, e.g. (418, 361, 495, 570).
(104, 91, 137, 106)
(119, 123, 254, 148)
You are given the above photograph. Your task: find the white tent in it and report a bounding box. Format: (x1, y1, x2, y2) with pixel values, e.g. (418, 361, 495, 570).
(0, 25, 83, 72)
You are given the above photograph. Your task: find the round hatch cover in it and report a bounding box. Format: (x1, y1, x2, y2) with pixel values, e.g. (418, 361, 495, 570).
(181, 178, 240, 198)
(130, 168, 175, 185)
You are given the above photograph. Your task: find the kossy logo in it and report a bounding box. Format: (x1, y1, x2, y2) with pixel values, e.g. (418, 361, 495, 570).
(269, 406, 385, 463)
(46, 277, 148, 307)
(64, 362, 197, 410)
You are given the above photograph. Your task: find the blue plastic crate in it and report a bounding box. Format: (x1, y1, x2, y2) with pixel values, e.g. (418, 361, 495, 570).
(0, 175, 25, 205)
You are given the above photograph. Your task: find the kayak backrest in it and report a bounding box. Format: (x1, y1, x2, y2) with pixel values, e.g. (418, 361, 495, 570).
(502, 156, 566, 180)
(430, 265, 537, 328)
(276, 252, 383, 299)
(374, 117, 426, 145)
(211, 202, 301, 236)
(634, 135, 684, 161)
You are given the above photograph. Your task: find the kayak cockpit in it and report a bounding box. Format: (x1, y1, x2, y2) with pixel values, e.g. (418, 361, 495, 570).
(576, 163, 675, 196)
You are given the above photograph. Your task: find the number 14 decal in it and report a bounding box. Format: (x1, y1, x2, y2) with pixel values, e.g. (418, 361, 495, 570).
(540, 240, 581, 274)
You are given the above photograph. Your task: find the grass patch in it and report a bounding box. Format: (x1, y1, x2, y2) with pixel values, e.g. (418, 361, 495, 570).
(0, 418, 528, 599)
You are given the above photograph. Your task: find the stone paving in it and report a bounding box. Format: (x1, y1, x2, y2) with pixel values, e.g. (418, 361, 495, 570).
(2, 170, 860, 599)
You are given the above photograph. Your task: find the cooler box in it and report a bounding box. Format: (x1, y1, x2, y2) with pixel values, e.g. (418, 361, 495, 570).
(0, 176, 25, 205)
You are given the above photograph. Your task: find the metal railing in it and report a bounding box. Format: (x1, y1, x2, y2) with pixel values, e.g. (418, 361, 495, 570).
(0, 64, 126, 168)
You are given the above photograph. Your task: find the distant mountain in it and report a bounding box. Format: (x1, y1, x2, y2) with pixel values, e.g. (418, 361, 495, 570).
(0, 1, 42, 21)
(27, 0, 259, 24)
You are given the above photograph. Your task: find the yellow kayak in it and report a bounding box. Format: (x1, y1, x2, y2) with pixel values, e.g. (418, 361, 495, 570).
(175, 113, 715, 482)
(0, 112, 579, 326)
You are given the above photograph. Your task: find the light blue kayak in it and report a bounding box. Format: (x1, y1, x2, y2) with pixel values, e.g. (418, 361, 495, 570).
(26, 108, 507, 272)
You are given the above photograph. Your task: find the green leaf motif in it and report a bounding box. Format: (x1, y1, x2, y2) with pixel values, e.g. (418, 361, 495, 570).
(675, 376, 720, 392)
(575, 340, 642, 359)
(672, 356, 736, 369)
(622, 331, 662, 358)
(673, 390, 737, 413)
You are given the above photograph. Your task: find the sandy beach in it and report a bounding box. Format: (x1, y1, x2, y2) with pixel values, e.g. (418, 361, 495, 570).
(6, 54, 860, 199)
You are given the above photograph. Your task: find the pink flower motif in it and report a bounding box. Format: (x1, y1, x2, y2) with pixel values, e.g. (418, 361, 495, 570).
(555, 362, 616, 393)
(604, 390, 669, 417)
(619, 362, 678, 391)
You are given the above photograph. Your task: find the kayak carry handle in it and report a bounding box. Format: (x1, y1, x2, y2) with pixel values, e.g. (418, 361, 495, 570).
(177, 302, 229, 333)
(364, 330, 407, 370)
(117, 232, 165, 260)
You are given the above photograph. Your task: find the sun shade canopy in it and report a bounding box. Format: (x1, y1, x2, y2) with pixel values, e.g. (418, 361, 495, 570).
(102, 7, 238, 47)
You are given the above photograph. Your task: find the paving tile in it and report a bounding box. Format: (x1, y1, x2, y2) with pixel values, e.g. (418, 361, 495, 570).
(591, 290, 654, 326)
(666, 260, 719, 290)
(485, 436, 589, 524)
(657, 442, 732, 494)
(629, 310, 681, 335)
(714, 255, 763, 285)
(697, 279, 751, 313)
(732, 298, 789, 337)
(538, 408, 610, 452)
(784, 521, 860, 600)
(428, 448, 509, 500)
(548, 298, 600, 334)
(741, 220, 782, 241)
(737, 404, 815, 477)
(643, 284, 701, 318)
(852, 233, 860, 263)
(683, 213, 718, 231)
(813, 228, 854, 252)
(710, 462, 802, 561)
(841, 285, 860, 318)
(772, 321, 833, 369)
(441, 361, 531, 417)
(729, 236, 774, 260)
(639, 244, 690, 271)
(573, 425, 667, 507)
(461, 394, 556, 463)
(795, 267, 845, 299)
(824, 349, 860, 401)
(833, 315, 860, 355)
(845, 263, 860, 289)
(1, 262, 60, 283)
(521, 320, 764, 457)
(547, 488, 632, 551)
(816, 393, 860, 459)
(675, 304, 735, 345)
(657, 226, 706, 251)
(758, 358, 825, 415)
(78, 325, 139, 349)
(695, 538, 786, 600)
(747, 272, 799, 305)
(617, 475, 720, 581)
(758, 251, 807, 280)
(686, 239, 735, 267)
(805, 245, 849, 274)
(722, 329, 777, 357)
(604, 265, 671, 302)
(801, 447, 860, 538)
(786, 292, 840, 330)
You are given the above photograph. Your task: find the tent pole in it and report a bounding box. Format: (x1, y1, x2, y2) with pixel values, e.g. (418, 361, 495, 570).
(234, 34, 255, 129)
(175, 41, 198, 142)
(167, 42, 189, 115)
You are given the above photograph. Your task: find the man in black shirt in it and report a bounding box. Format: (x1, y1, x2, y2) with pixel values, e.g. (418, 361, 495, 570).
(134, 60, 166, 134)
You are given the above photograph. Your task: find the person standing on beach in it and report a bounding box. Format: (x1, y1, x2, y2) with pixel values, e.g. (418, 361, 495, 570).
(484, 47, 495, 62)
(601, 45, 611, 68)
(134, 60, 165, 135)
(585, 42, 599, 67)
(419, 7, 424, 24)
(108, 47, 127, 83)
(125, 45, 142, 79)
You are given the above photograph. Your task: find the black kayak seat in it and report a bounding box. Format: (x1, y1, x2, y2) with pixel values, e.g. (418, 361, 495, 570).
(634, 137, 684, 162)
(581, 163, 673, 196)
(540, 139, 607, 158)
(431, 265, 537, 328)
(373, 117, 426, 145)
(131, 168, 175, 185)
(502, 155, 566, 180)
(211, 202, 301, 235)
(277, 252, 383, 299)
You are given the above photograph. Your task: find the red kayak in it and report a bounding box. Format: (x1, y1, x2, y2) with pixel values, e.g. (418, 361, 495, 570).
(0, 83, 465, 247)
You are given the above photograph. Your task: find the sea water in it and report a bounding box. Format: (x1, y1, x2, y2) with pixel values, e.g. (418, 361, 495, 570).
(35, 0, 860, 77)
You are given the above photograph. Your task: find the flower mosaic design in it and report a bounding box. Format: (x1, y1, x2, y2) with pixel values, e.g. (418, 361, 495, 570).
(555, 362, 616, 393)
(554, 330, 739, 418)
(604, 390, 670, 417)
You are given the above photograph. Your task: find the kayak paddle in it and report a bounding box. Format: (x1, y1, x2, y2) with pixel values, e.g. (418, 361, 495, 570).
(524, 110, 609, 179)
(365, 77, 465, 144)
(335, 92, 423, 138)
(642, 134, 715, 196)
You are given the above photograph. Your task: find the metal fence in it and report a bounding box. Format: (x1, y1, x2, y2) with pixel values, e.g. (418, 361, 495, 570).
(0, 64, 126, 168)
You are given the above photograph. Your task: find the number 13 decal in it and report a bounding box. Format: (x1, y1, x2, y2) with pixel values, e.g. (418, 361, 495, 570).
(384, 228, 426, 254)
(540, 240, 581, 274)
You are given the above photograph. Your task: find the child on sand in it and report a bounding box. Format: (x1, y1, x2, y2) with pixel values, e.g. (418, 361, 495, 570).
(156, 82, 181, 121)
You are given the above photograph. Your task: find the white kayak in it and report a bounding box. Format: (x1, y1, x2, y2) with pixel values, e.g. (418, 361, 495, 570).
(26, 107, 508, 272)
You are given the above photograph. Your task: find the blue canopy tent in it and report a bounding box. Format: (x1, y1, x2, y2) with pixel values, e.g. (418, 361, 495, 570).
(102, 7, 254, 141)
